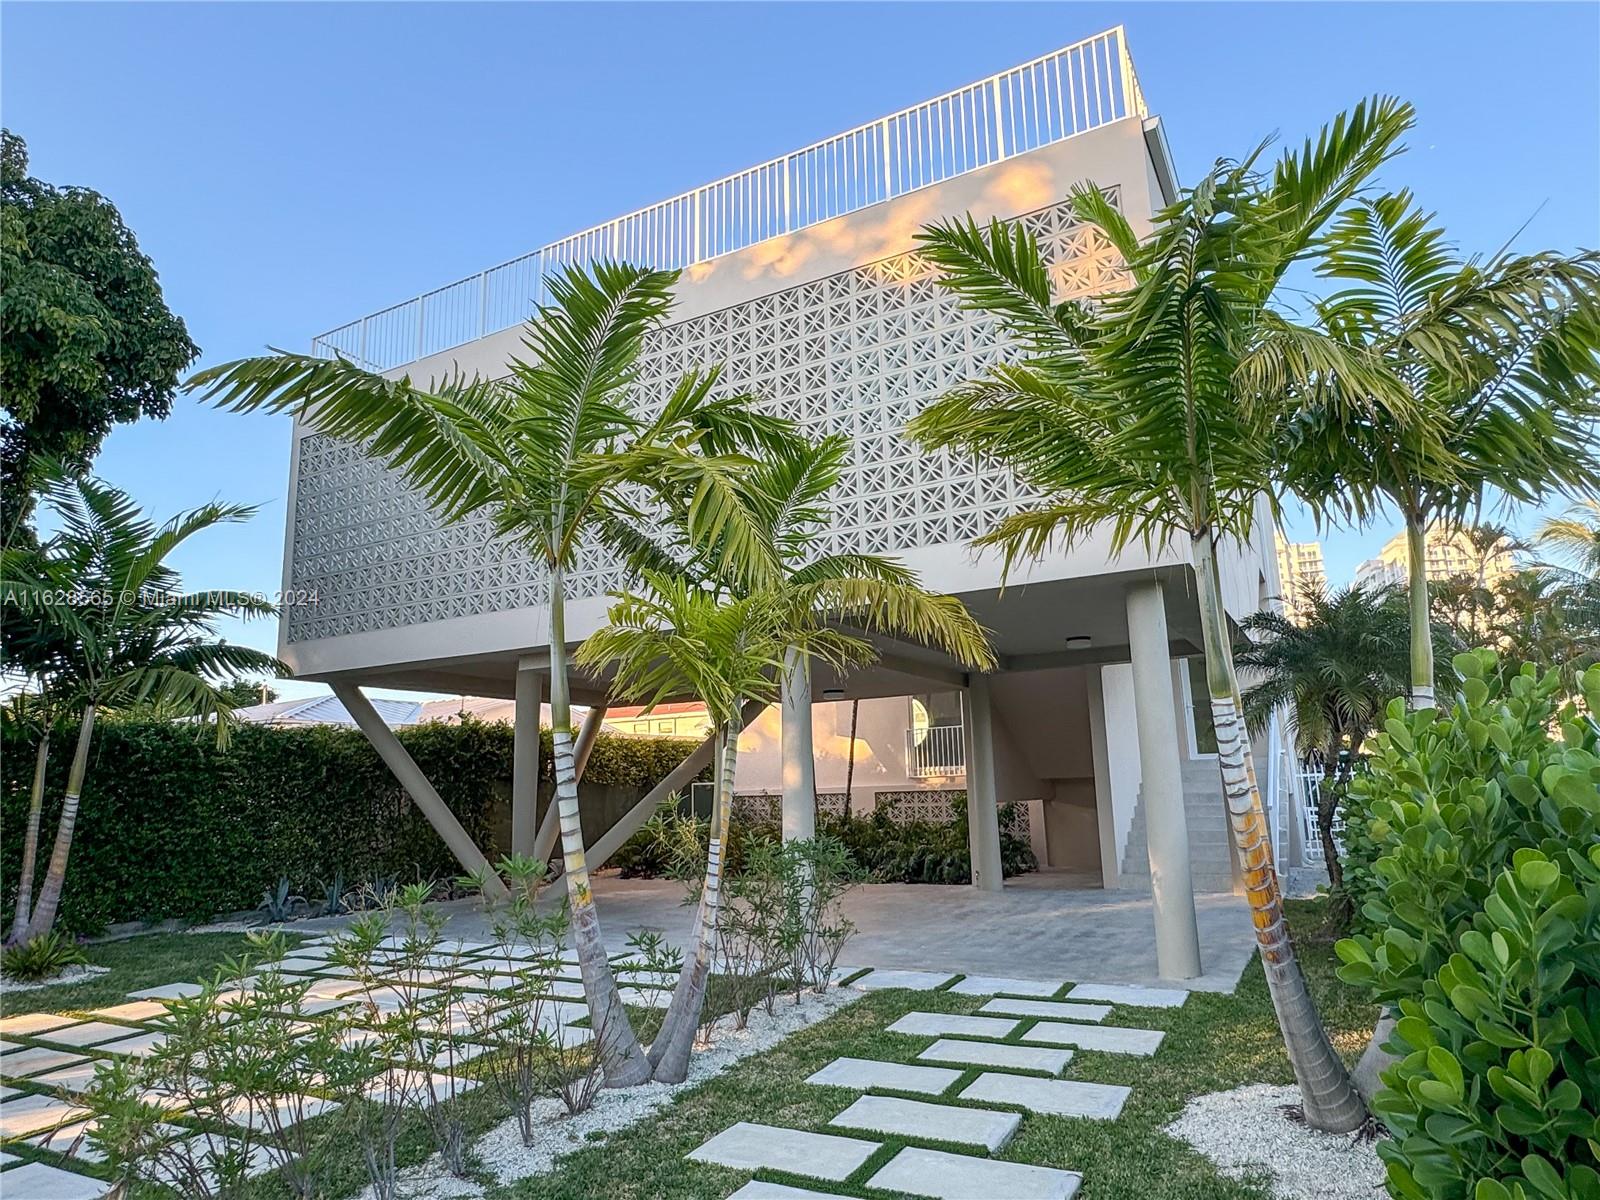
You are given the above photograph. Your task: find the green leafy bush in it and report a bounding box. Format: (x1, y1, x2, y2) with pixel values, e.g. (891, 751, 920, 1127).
(1, 718, 701, 934)
(1334, 653, 1600, 1198)
(0, 929, 86, 980)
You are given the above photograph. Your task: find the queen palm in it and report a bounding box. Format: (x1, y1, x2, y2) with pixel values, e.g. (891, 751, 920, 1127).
(1, 475, 283, 941)
(907, 97, 1418, 1131)
(188, 261, 791, 1086)
(1281, 192, 1600, 707)
(1234, 586, 1444, 886)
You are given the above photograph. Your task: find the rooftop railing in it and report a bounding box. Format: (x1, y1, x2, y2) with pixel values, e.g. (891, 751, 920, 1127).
(312, 26, 1146, 371)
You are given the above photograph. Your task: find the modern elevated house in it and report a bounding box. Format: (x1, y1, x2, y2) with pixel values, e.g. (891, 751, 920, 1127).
(285, 28, 1308, 977)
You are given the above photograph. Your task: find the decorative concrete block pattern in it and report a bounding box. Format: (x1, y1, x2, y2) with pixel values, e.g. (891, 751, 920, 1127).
(887, 1012, 1019, 1039)
(830, 1094, 1020, 1152)
(1066, 983, 1189, 1008)
(851, 969, 956, 991)
(977, 998, 1111, 1022)
(960, 1073, 1131, 1119)
(917, 1038, 1073, 1075)
(0, 1161, 110, 1199)
(807, 1057, 963, 1096)
(867, 1146, 1082, 1199)
(947, 975, 1064, 998)
(1022, 1023, 1166, 1056)
(687, 1122, 879, 1181)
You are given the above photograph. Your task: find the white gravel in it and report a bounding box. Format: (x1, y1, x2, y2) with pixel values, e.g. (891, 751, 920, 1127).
(0, 963, 110, 992)
(1166, 1083, 1387, 1200)
(370, 986, 860, 1199)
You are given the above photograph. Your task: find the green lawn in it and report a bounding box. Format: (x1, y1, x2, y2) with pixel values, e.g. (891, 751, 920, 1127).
(0, 900, 1375, 1200)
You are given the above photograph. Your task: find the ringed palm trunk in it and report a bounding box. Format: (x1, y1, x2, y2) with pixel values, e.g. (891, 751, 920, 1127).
(1405, 513, 1435, 709)
(546, 570, 651, 1087)
(8, 730, 51, 945)
(1193, 533, 1366, 1133)
(649, 718, 739, 1082)
(24, 705, 96, 942)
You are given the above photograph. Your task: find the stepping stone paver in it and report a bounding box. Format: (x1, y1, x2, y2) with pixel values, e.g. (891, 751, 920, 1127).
(687, 1122, 879, 1181)
(1022, 1022, 1166, 1056)
(918, 1038, 1073, 1075)
(0, 1161, 109, 1199)
(851, 969, 955, 991)
(948, 975, 1063, 997)
(977, 998, 1111, 1022)
(98, 1031, 168, 1058)
(0, 1011, 80, 1036)
(1067, 982, 1189, 1008)
(43, 1022, 146, 1048)
(33, 1060, 103, 1091)
(887, 1012, 1019, 1039)
(86, 1000, 168, 1023)
(28, 1117, 112, 1162)
(727, 1184, 846, 1199)
(830, 1094, 1019, 1152)
(0, 1045, 88, 1078)
(619, 986, 671, 1008)
(868, 1146, 1081, 1199)
(960, 1072, 1131, 1119)
(0, 1092, 90, 1138)
(128, 982, 203, 1001)
(806, 1057, 962, 1095)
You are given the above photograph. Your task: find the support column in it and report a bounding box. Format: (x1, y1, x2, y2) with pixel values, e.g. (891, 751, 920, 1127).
(331, 681, 509, 901)
(963, 674, 1004, 893)
(511, 662, 545, 858)
(1125, 580, 1202, 980)
(780, 648, 816, 843)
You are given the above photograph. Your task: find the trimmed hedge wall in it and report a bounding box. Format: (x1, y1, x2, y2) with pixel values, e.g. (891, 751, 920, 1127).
(1, 717, 700, 935)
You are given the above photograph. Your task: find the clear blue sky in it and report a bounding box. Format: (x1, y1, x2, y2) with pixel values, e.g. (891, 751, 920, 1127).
(5, 2, 1597, 698)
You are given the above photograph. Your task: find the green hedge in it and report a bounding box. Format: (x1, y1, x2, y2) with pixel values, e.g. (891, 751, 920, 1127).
(1, 717, 699, 935)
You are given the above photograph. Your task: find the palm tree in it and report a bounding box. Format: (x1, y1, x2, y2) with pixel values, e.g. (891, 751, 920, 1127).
(601, 432, 993, 1079)
(4, 692, 56, 944)
(576, 573, 851, 1080)
(187, 261, 792, 1086)
(907, 97, 1418, 1131)
(1, 476, 283, 941)
(1280, 192, 1600, 707)
(1235, 585, 1433, 884)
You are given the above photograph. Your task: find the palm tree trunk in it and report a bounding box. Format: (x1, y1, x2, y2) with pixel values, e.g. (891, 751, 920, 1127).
(546, 570, 650, 1087)
(1405, 512, 1435, 708)
(1193, 533, 1365, 1132)
(8, 729, 51, 945)
(1317, 746, 1343, 890)
(24, 704, 96, 942)
(842, 699, 860, 821)
(649, 719, 739, 1082)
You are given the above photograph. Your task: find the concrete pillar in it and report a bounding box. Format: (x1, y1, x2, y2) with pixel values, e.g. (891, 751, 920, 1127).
(1125, 580, 1203, 979)
(511, 663, 544, 858)
(1085, 667, 1120, 889)
(779, 648, 816, 843)
(963, 674, 1004, 892)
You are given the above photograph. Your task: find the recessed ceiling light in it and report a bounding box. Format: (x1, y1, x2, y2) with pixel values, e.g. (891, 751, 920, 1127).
(1065, 635, 1092, 650)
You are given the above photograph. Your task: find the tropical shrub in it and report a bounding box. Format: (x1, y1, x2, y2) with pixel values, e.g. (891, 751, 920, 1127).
(0, 929, 85, 980)
(1334, 653, 1600, 1198)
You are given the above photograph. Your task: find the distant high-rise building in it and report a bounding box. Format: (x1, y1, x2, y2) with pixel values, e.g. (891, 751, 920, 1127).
(1353, 525, 1517, 592)
(1274, 532, 1327, 625)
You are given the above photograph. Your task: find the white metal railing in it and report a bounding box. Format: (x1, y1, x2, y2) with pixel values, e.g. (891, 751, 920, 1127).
(312, 27, 1147, 372)
(1298, 762, 1346, 865)
(907, 725, 965, 778)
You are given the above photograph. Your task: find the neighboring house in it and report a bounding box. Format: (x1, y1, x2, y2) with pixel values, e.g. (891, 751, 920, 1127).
(276, 29, 1309, 905)
(1354, 525, 1517, 591)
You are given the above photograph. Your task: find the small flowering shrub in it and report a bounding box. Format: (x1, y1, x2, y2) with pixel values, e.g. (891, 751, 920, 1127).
(1334, 654, 1600, 1199)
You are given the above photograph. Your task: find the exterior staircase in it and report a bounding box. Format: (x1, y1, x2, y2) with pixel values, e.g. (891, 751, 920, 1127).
(1119, 758, 1237, 894)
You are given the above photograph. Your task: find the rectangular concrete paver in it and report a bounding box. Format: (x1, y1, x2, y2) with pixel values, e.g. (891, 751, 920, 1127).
(128, 982, 203, 1001)
(98, 1031, 168, 1058)
(0, 1092, 90, 1138)
(1022, 1023, 1166, 1056)
(0, 1161, 109, 1199)
(85, 1000, 168, 1023)
(947, 975, 1063, 997)
(960, 1072, 1131, 1119)
(41, 1022, 146, 1048)
(867, 1146, 1081, 1199)
(851, 969, 956, 991)
(1, 1045, 88, 1078)
(978, 998, 1111, 1023)
(0, 1011, 81, 1037)
(806, 1057, 962, 1096)
(887, 1012, 1019, 1039)
(1067, 982, 1189, 1008)
(918, 1038, 1073, 1075)
(727, 1184, 847, 1199)
(830, 1094, 1020, 1152)
(686, 1122, 879, 1181)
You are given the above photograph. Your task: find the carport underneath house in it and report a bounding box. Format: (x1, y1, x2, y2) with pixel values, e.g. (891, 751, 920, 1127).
(274, 33, 1305, 983)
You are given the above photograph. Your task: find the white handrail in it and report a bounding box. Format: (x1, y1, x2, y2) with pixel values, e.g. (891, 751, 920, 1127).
(312, 26, 1147, 372)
